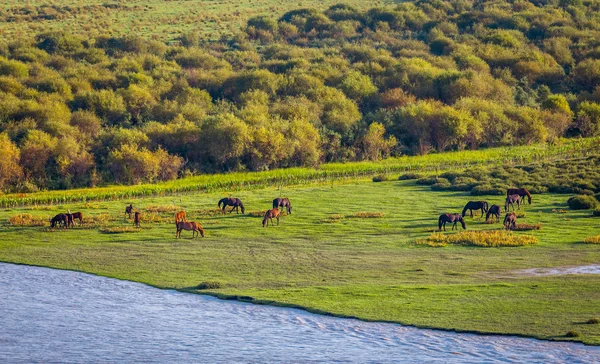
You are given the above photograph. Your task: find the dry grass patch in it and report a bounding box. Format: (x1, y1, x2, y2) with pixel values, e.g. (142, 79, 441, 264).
(351, 212, 385, 218)
(99, 227, 143, 234)
(248, 210, 266, 217)
(417, 231, 538, 247)
(552, 209, 568, 213)
(322, 214, 345, 223)
(583, 235, 600, 244)
(145, 205, 181, 213)
(8, 213, 48, 226)
(513, 223, 542, 231)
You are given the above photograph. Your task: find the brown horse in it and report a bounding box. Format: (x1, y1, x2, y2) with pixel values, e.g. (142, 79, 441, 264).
(125, 204, 134, 218)
(485, 204, 502, 223)
(504, 212, 517, 230)
(461, 201, 488, 218)
(218, 197, 245, 214)
(65, 213, 75, 228)
(176, 221, 205, 238)
(507, 188, 532, 205)
(438, 213, 466, 231)
(273, 197, 292, 214)
(262, 208, 281, 227)
(134, 212, 141, 227)
(505, 194, 521, 212)
(50, 213, 68, 228)
(71, 212, 83, 225)
(175, 211, 187, 223)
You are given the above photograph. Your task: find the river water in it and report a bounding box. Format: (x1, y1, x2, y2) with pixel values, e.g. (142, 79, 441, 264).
(1, 263, 598, 363)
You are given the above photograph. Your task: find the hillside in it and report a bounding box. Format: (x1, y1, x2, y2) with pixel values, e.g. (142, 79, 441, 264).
(1, 0, 600, 193)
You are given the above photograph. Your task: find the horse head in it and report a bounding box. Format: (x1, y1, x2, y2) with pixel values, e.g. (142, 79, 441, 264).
(459, 216, 466, 229)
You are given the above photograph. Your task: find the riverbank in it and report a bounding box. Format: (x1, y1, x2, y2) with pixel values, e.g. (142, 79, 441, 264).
(1, 179, 599, 344)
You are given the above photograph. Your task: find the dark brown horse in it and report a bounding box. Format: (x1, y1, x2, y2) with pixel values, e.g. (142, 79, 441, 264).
(485, 204, 502, 223)
(218, 198, 245, 214)
(65, 213, 75, 228)
(125, 204, 134, 218)
(438, 213, 466, 231)
(504, 212, 517, 230)
(273, 197, 292, 214)
(134, 212, 141, 227)
(262, 208, 281, 227)
(507, 188, 532, 204)
(461, 201, 488, 218)
(505, 194, 521, 212)
(50, 213, 68, 228)
(176, 221, 205, 238)
(175, 211, 186, 223)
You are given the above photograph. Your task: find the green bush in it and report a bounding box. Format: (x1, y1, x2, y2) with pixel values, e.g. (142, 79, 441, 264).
(417, 177, 449, 186)
(372, 174, 391, 182)
(471, 184, 505, 196)
(593, 207, 600, 217)
(567, 195, 598, 210)
(431, 182, 452, 191)
(399, 173, 423, 180)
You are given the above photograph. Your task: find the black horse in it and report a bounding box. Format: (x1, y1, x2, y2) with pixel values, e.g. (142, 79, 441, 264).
(505, 194, 521, 212)
(50, 213, 68, 228)
(485, 204, 502, 223)
(273, 197, 292, 214)
(461, 201, 488, 218)
(504, 212, 517, 230)
(218, 197, 245, 214)
(438, 213, 466, 231)
(507, 188, 532, 205)
(125, 204, 133, 218)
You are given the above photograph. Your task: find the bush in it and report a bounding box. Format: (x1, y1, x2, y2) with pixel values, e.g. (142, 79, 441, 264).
(565, 331, 581, 338)
(8, 213, 47, 226)
(399, 173, 423, 180)
(586, 318, 600, 324)
(567, 195, 598, 210)
(372, 174, 391, 182)
(593, 207, 600, 217)
(431, 182, 452, 191)
(416, 231, 538, 247)
(471, 184, 505, 195)
(583, 235, 600, 244)
(195, 281, 222, 290)
(416, 177, 449, 186)
(513, 223, 542, 231)
(351, 212, 384, 218)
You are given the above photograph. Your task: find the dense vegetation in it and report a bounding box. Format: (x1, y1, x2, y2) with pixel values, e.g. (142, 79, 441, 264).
(2, 0, 600, 192)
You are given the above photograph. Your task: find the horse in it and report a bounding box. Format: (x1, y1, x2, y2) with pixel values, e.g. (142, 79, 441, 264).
(65, 213, 75, 228)
(218, 197, 245, 214)
(176, 221, 205, 238)
(273, 197, 292, 214)
(485, 204, 502, 223)
(438, 213, 466, 231)
(262, 208, 281, 227)
(175, 211, 187, 223)
(134, 212, 141, 227)
(504, 212, 517, 230)
(50, 213, 68, 229)
(505, 194, 521, 212)
(461, 201, 488, 218)
(125, 204, 134, 218)
(70, 212, 83, 225)
(507, 188, 532, 205)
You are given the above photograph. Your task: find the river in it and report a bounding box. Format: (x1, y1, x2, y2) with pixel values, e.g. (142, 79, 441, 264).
(1, 263, 598, 363)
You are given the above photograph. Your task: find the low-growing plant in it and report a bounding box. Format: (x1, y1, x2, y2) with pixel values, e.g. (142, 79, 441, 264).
(322, 214, 345, 223)
(99, 227, 142, 234)
(416, 177, 448, 186)
(398, 173, 423, 180)
(583, 235, 600, 244)
(351, 212, 385, 218)
(567, 195, 598, 210)
(513, 223, 542, 231)
(195, 281, 222, 290)
(248, 210, 266, 217)
(471, 184, 505, 196)
(565, 330, 581, 338)
(593, 207, 600, 217)
(417, 231, 538, 247)
(145, 205, 181, 213)
(586, 318, 600, 324)
(8, 213, 47, 226)
(372, 174, 391, 182)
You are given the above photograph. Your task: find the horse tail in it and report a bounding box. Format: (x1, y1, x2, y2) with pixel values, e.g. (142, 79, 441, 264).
(438, 215, 443, 230)
(218, 199, 223, 208)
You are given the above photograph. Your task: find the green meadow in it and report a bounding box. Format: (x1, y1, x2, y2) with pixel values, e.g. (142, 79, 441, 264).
(1, 177, 599, 344)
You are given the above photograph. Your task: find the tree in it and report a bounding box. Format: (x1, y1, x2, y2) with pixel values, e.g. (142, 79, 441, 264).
(0, 133, 22, 191)
(199, 114, 251, 170)
(287, 119, 322, 167)
(356, 122, 397, 160)
(575, 101, 600, 137)
(246, 126, 288, 171)
(339, 71, 377, 101)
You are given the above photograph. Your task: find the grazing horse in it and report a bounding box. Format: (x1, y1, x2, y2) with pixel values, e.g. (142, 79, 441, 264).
(438, 213, 466, 231)
(218, 198, 245, 214)
(65, 213, 75, 228)
(50, 213, 68, 228)
(262, 208, 281, 227)
(507, 188, 532, 205)
(125, 204, 134, 218)
(133, 212, 141, 227)
(175, 211, 187, 223)
(504, 212, 517, 230)
(176, 221, 205, 238)
(461, 201, 489, 218)
(505, 194, 521, 212)
(70, 212, 83, 225)
(485, 204, 502, 223)
(273, 197, 292, 214)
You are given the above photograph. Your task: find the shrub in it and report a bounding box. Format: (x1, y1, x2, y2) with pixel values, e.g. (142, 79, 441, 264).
(399, 173, 423, 180)
(513, 223, 542, 231)
(416, 177, 449, 186)
(195, 281, 222, 290)
(372, 174, 391, 182)
(99, 227, 141, 234)
(416, 231, 538, 247)
(565, 331, 581, 338)
(431, 182, 452, 191)
(323, 214, 345, 223)
(351, 212, 384, 218)
(248, 210, 266, 217)
(593, 207, 600, 217)
(145, 205, 181, 213)
(583, 235, 600, 244)
(471, 184, 505, 195)
(567, 195, 598, 210)
(586, 318, 600, 324)
(8, 213, 47, 226)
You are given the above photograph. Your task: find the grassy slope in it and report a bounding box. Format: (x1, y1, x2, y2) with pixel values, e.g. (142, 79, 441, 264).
(1, 180, 599, 344)
(0, 0, 391, 41)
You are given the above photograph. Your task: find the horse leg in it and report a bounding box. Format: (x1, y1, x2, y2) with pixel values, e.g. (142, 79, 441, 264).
(470, 209, 473, 218)
(480, 208, 484, 218)
(276, 216, 279, 225)
(229, 206, 235, 214)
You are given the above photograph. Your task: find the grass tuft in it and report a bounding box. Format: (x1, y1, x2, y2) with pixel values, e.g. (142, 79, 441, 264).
(513, 223, 542, 231)
(145, 205, 181, 213)
(248, 210, 266, 217)
(322, 214, 345, 223)
(565, 330, 581, 338)
(351, 212, 384, 218)
(417, 231, 538, 247)
(583, 235, 600, 244)
(372, 174, 391, 182)
(586, 318, 600, 324)
(8, 213, 47, 226)
(99, 227, 142, 234)
(195, 281, 222, 290)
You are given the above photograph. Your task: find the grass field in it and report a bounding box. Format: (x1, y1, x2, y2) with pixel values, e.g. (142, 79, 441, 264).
(0, 0, 392, 41)
(1, 177, 599, 344)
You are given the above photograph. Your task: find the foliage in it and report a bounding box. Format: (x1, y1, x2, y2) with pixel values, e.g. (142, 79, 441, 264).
(567, 195, 598, 210)
(583, 235, 600, 244)
(417, 231, 538, 247)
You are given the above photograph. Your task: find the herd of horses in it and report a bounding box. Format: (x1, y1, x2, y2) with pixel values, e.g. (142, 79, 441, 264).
(49, 187, 531, 237)
(438, 188, 532, 231)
